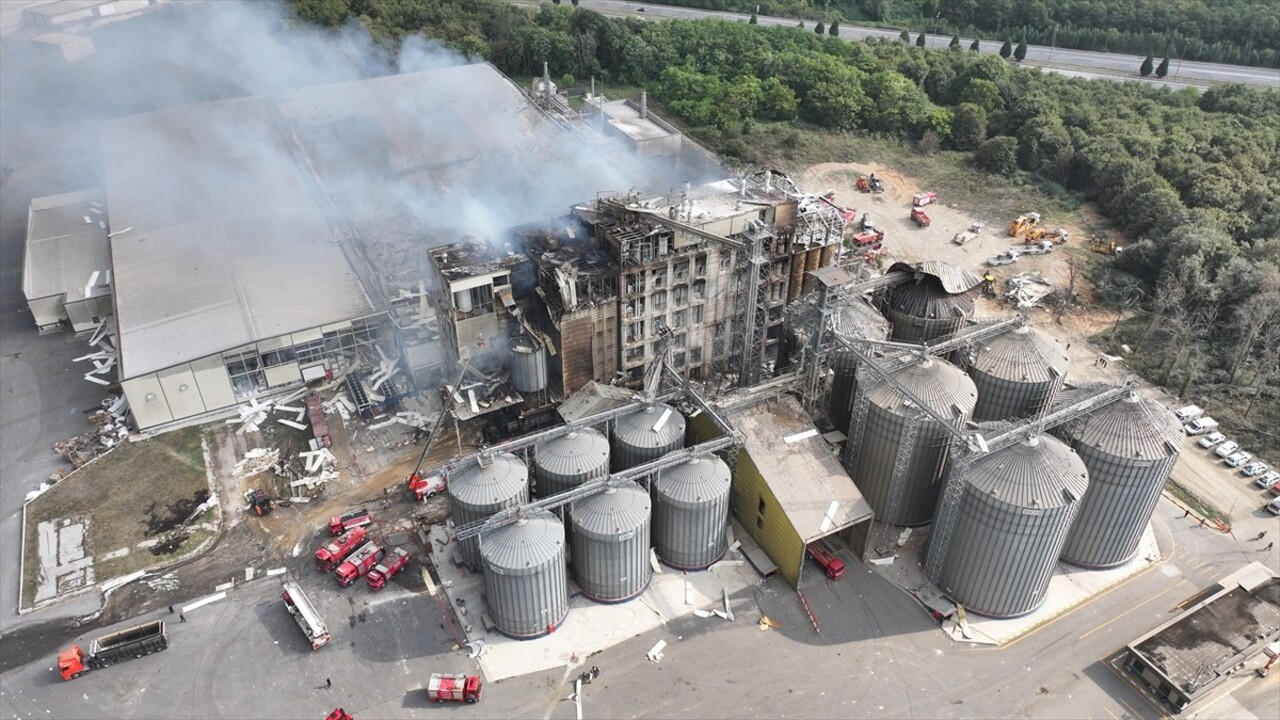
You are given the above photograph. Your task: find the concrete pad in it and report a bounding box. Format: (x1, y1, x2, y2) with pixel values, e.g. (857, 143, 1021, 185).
(866, 520, 1161, 646)
(35, 518, 95, 603)
(429, 524, 761, 682)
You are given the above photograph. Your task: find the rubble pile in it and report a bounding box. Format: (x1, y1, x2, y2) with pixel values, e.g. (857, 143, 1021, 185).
(1005, 272, 1054, 308)
(51, 394, 130, 472)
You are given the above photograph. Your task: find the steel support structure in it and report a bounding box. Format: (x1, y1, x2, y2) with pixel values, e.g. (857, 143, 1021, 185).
(739, 230, 771, 387)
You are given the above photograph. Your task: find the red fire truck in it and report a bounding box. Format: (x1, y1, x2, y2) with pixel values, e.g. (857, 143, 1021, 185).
(366, 547, 411, 590)
(427, 673, 482, 703)
(315, 526, 367, 572)
(806, 541, 846, 580)
(335, 542, 384, 587)
(328, 508, 372, 536)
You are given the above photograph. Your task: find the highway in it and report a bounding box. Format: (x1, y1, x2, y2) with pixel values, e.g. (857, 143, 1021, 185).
(535, 0, 1280, 92)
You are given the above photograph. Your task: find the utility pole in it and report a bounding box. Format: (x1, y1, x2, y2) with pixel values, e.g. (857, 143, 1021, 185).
(1048, 25, 1057, 64)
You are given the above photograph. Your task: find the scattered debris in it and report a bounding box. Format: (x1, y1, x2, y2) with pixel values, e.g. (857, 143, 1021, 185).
(233, 448, 280, 477)
(757, 616, 781, 631)
(1005, 272, 1053, 308)
(645, 639, 667, 663)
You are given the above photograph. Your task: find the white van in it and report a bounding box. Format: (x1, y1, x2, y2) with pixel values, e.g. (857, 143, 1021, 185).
(1174, 405, 1204, 422)
(1267, 497, 1280, 516)
(1184, 416, 1219, 435)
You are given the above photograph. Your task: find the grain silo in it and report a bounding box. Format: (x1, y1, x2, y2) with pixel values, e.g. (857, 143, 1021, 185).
(480, 510, 568, 639)
(881, 263, 978, 344)
(968, 325, 1070, 421)
(930, 434, 1089, 618)
(450, 453, 529, 568)
(653, 456, 731, 570)
(570, 484, 652, 602)
(611, 403, 685, 471)
(1055, 393, 1183, 568)
(827, 297, 892, 436)
(844, 356, 977, 526)
(509, 335, 548, 393)
(532, 428, 610, 499)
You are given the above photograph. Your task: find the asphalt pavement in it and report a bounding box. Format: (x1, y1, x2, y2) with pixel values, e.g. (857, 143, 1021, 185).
(549, 0, 1280, 92)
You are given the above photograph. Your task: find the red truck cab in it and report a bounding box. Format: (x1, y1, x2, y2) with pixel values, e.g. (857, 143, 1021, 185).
(367, 547, 411, 590)
(806, 542, 845, 580)
(316, 526, 367, 572)
(328, 508, 371, 536)
(335, 542, 384, 587)
(58, 646, 88, 680)
(407, 473, 446, 501)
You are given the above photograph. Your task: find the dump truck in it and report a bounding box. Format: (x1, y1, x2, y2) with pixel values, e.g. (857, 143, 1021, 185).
(58, 620, 168, 680)
(282, 578, 332, 650)
(912, 191, 937, 207)
(335, 541, 385, 587)
(806, 541, 845, 580)
(910, 207, 931, 227)
(427, 673, 483, 704)
(1007, 212, 1041, 237)
(367, 547, 411, 591)
(328, 508, 372, 536)
(316, 526, 368, 572)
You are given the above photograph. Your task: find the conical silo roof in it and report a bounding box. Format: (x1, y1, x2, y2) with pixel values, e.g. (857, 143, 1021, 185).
(614, 403, 685, 450)
(535, 428, 610, 477)
(1057, 392, 1184, 460)
(865, 357, 978, 417)
(884, 274, 975, 319)
(967, 434, 1089, 510)
(656, 456, 731, 505)
(451, 453, 528, 506)
(573, 484, 651, 537)
(971, 325, 1070, 384)
(481, 511, 564, 571)
(832, 297, 890, 340)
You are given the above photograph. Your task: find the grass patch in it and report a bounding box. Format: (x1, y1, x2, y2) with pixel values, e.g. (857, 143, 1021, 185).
(22, 426, 212, 609)
(1165, 481, 1223, 521)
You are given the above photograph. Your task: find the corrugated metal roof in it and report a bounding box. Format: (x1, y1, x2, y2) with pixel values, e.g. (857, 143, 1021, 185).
(831, 297, 890, 341)
(572, 484, 651, 536)
(101, 96, 377, 378)
(481, 510, 564, 569)
(557, 381, 638, 423)
(656, 456, 731, 505)
(884, 274, 975, 319)
(450, 453, 528, 506)
(534, 428, 610, 477)
(22, 190, 112, 302)
(972, 325, 1070, 383)
(865, 357, 977, 416)
(966, 434, 1089, 509)
(915, 260, 983, 294)
(614, 403, 685, 449)
(1057, 392, 1184, 460)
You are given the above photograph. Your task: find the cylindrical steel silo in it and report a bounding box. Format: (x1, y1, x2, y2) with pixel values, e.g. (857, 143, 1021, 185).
(882, 275, 974, 344)
(843, 357, 977, 526)
(480, 511, 568, 639)
(570, 484, 652, 602)
(509, 335, 548, 393)
(533, 428, 610, 499)
(450, 453, 529, 567)
(1055, 393, 1183, 568)
(788, 252, 805, 301)
(968, 325, 1071, 421)
(827, 298, 892, 434)
(653, 456, 731, 570)
(611, 403, 685, 471)
(930, 435, 1089, 618)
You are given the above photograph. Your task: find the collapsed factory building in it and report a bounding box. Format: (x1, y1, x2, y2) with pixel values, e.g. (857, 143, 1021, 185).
(22, 55, 1202, 652)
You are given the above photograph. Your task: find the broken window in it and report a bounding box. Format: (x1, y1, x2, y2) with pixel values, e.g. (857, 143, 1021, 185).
(652, 290, 667, 312)
(692, 279, 706, 301)
(651, 267, 667, 288)
(694, 254, 707, 277)
(673, 259, 690, 282)
(693, 305, 704, 324)
(672, 310, 685, 328)
(691, 347, 702, 364)
(626, 346, 644, 362)
(673, 286, 688, 306)
(626, 272, 647, 294)
(225, 350, 267, 399)
(770, 282, 785, 303)
(672, 352, 685, 367)
(628, 320, 646, 343)
(720, 254, 732, 272)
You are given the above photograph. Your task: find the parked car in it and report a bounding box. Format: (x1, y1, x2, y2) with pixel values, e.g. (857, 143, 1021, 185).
(1253, 471, 1279, 490)
(1174, 405, 1204, 422)
(1214, 441, 1240, 458)
(1224, 452, 1253, 468)
(1198, 432, 1226, 449)
(1267, 497, 1280, 516)
(1241, 461, 1269, 477)
(1184, 416, 1219, 435)
(986, 251, 1019, 267)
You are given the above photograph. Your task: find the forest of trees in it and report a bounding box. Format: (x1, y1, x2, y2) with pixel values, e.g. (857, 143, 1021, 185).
(633, 0, 1280, 68)
(291, 0, 1279, 444)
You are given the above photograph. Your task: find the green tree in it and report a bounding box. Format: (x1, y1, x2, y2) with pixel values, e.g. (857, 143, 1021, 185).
(1014, 38, 1028, 61)
(969, 38, 980, 51)
(916, 32, 927, 47)
(959, 78, 1003, 115)
(949, 35, 961, 50)
(552, 0, 560, 4)
(864, 70, 932, 136)
(999, 39, 1012, 59)
(292, 0, 348, 27)
(749, 12, 757, 24)
(829, 20, 839, 37)
(571, 0, 579, 5)
(454, 34, 489, 60)
(974, 136, 1019, 176)
(759, 76, 798, 120)
(900, 30, 910, 43)
(815, 21, 825, 35)
(950, 103, 987, 151)
(1156, 57, 1170, 78)
(1140, 55, 1154, 76)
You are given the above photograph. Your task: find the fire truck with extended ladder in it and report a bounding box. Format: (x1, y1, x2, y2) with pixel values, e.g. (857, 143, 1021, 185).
(315, 526, 368, 572)
(281, 578, 332, 650)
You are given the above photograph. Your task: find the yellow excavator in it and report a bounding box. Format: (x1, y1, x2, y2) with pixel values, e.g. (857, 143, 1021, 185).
(1008, 212, 1041, 238)
(1090, 235, 1121, 256)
